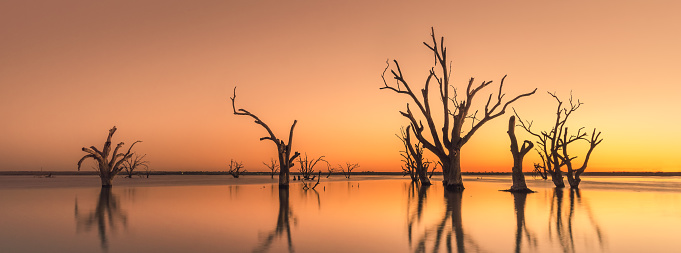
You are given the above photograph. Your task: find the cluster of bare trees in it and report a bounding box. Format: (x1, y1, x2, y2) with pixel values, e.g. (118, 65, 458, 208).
(398, 126, 434, 185)
(382, 27, 536, 191)
(514, 92, 603, 188)
(79, 29, 601, 191)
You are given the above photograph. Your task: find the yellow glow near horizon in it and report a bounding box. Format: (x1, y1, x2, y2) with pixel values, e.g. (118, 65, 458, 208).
(1, 1, 680, 172)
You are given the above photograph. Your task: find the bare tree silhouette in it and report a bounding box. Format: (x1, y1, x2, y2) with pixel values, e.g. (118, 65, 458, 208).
(506, 116, 534, 192)
(122, 153, 149, 178)
(515, 92, 602, 188)
(398, 126, 432, 185)
(231, 87, 300, 188)
(74, 188, 128, 251)
(382, 28, 536, 191)
(263, 159, 279, 179)
(227, 159, 246, 178)
(78, 126, 141, 187)
(338, 163, 359, 179)
(560, 129, 603, 188)
(297, 154, 327, 180)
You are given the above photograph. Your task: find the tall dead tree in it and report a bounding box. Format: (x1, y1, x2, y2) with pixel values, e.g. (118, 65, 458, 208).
(506, 116, 534, 192)
(515, 92, 598, 188)
(560, 128, 603, 188)
(231, 87, 300, 188)
(398, 126, 431, 185)
(78, 126, 141, 187)
(382, 28, 536, 191)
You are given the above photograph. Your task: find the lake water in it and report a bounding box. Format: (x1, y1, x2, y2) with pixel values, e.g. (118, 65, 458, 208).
(1, 174, 681, 252)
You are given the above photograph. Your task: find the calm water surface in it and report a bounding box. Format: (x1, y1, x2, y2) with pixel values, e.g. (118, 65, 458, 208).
(1, 175, 680, 252)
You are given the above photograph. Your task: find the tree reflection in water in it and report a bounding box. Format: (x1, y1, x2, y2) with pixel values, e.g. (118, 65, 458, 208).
(549, 188, 606, 253)
(408, 184, 483, 253)
(253, 188, 295, 253)
(511, 192, 536, 253)
(74, 187, 128, 251)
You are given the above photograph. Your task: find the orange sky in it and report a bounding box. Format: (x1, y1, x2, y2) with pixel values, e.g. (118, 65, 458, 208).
(1, 0, 680, 172)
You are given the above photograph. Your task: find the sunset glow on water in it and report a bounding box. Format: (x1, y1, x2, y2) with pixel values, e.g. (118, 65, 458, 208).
(1, 175, 681, 252)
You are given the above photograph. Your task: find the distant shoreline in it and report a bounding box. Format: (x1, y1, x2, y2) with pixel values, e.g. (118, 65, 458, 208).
(2, 171, 681, 176)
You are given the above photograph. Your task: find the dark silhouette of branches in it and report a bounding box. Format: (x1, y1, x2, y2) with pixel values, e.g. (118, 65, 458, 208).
(515, 92, 602, 188)
(231, 87, 300, 188)
(263, 159, 279, 179)
(227, 159, 246, 178)
(381, 27, 536, 191)
(559, 128, 603, 188)
(302, 171, 322, 190)
(122, 153, 149, 178)
(78, 126, 141, 187)
(339, 163, 359, 179)
(398, 126, 432, 185)
(297, 154, 327, 180)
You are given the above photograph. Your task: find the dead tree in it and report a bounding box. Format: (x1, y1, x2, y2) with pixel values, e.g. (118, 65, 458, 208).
(398, 126, 432, 185)
(339, 163, 359, 179)
(515, 92, 590, 188)
(227, 159, 246, 178)
(122, 153, 149, 178)
(382, 28, 536, 191)
(506, 116, 534, 192)
(263, 158, 279, 179)
(143, 166, 152, 178)
(231, 87, 300, 188)
(297, 154, 327, 180)
(326, 165, 335, 178)
(78, 126, 141, 187)
(559, 128, 603, 188)
(532, 151, 548, 180)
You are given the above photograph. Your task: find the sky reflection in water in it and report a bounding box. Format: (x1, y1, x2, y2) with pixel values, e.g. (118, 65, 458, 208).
(1, 175, 680, 252)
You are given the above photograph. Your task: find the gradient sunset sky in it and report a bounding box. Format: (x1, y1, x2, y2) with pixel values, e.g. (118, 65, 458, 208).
(1, 0, 680, 172)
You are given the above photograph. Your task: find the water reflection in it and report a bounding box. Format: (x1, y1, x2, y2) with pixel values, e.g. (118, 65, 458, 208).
(406, 183, 428, 247)
(408, 184, 482, 253)
(74, 188, 128, 251)
(253, 188, 295, 253)
(549, 188, 606, 253)
(511, 192, 536, 253)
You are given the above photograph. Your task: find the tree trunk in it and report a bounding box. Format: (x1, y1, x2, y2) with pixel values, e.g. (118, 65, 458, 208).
(510, 159, 529, 192)
(279, 163, 290, 189)
(417, 165, 431, 185)
(443, 152, 464, 191)
(100, 174, 113, 188)
(550, 169, 565, 188)
(567, 171, 582, 188)
(507, 116, 532, 192)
